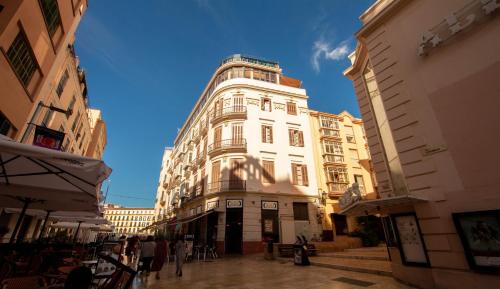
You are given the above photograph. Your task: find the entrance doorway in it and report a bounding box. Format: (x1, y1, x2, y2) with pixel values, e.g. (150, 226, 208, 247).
(206, 212, 218, 248)
(225, 207, 243, 254)
(261, 201, 279, 242)
(332, 213, 348, 235)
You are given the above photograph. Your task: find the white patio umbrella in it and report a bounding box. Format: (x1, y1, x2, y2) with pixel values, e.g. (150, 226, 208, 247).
(0, 135, 111, 243)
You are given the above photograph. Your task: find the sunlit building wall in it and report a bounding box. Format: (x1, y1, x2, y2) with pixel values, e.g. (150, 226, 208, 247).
(158, 54, 321, 254)
(343, 0, 500, 288)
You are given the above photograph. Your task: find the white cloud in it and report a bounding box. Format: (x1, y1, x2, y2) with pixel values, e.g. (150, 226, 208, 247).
(311, 40, 350, 73)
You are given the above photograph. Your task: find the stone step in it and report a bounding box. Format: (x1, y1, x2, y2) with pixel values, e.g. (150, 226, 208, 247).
(320, 251, 389, 261)
(344, 246, 387, 252)
(309, 256, 392, 276)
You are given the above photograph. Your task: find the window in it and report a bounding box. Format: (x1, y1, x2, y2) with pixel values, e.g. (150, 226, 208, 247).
(7, 31, 37, 87)
(325, 167, 348, 183)
(261, 125, 273, 144)
(323, 141, 343, 155)
(286, 102, 297, 115)
(349, 149, 359, 163)
(0, 5, 4, 12)
(288, 129, 304, 147)
(0, 112, 16, 137)
(291, 163, 308, 186)
(55, 70, 69, 97)
(262, 160, 275, 184)
(354, 175, 365, 193)
(261, 98, 272, 111)
(71, 111, 80, 132)
(320, 116, 339, 129)
(293, 203, 309, 221)
(66, 96, 76, 117)
(345, 126, 355, 143)
(40, 0, 61, 36)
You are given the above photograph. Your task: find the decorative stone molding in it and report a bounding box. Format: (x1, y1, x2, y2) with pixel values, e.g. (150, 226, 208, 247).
(418, 0, 500, 56)
(274, 103, 285, 110)
(299, 107, 309, 114)
(246, 98, 259, 106)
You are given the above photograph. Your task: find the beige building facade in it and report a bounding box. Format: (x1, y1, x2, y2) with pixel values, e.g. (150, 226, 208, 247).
(309, 110, 377, 241)
(103, 204, 154, 236)
(85, 108, 107, 160)
(343, 0, 500, 288)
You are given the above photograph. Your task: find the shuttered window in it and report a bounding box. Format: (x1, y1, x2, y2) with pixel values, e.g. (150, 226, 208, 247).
(286, 102, 297, 115)
(261, 98, 272, 111)
(288, 129, 304, 147)
(293, 203, 309, 221)
(6, 31, 37, 87)
(291, 164, 309, 186)
(261, 125, 273, 143)
(39, 0, 61, 36)
(262, 160, 275, 183)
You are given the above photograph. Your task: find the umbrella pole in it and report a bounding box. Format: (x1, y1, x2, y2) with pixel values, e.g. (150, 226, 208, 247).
(9, 199, 31, 244)
(73, 221, 83, 243)
(37, 210, 52, 242)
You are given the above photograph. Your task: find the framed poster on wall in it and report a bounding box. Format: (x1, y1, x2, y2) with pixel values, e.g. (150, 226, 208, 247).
(452, 210, 500, 273)
(391, 213, 429, 266)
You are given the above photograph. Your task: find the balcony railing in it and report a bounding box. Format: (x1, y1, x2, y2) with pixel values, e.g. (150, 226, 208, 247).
(323, 154, 345, 164)
(320, 128, 341, 139)
(207, 139, 247, 156)
(210, 106, 247, 125)
(207, 180, 246, 193)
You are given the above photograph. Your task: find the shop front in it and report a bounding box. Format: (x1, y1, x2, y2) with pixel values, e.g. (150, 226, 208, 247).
(225, 199, 243, 254)
(261, 201, 279, 242)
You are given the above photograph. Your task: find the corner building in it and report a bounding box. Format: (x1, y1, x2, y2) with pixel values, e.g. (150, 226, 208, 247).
(343, 0, 500, 288)
(159, 55, 321, 255)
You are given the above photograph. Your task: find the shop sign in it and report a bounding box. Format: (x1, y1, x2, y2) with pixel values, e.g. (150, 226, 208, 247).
(33, 126, 65, 150)
(418, 0, 500, 56)
(196, 205, 202, 215)
(226, 199, 243, 208)
(262, 201, 278, 210)
(206, 200, 219, 211)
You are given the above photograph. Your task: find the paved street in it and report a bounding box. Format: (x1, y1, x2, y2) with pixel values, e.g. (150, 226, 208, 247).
(132, 255, 413, 289)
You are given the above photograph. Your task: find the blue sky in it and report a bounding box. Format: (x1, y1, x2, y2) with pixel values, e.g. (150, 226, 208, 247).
(75, 0, 373, 207)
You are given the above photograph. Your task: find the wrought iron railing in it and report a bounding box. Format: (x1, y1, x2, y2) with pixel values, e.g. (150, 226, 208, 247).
(207, 139, 247, 153)
(210, 106, 247, 122)
(207, 180, 246, 193)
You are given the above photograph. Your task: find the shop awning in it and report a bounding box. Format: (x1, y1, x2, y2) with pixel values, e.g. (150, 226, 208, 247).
(142, 209, 216, 231)
(339, 195, 428, 216)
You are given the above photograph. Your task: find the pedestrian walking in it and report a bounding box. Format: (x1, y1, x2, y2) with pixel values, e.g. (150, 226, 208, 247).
(139, 236, 156, 275)
(151, 236, 168, 279)
(175, 235, 185, 277)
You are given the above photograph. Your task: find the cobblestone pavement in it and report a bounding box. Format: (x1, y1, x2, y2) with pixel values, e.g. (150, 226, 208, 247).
(132, 255, 413, 289)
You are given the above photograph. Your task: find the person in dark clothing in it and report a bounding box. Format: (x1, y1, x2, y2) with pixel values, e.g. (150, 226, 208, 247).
(65, 266, 92, 289)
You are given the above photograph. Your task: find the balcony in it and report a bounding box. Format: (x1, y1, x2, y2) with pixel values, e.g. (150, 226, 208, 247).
(207, 180, 246, 194)
(323, 154, 345, 165)
(320, 128, 341, 140)
(327, 182, 349, 198)
(210, 106, 247, 125)
(207, 139, 247, 157)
